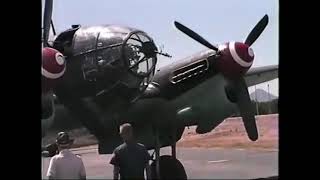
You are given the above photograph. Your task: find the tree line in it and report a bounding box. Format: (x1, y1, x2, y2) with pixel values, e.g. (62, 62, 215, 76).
(252, 98, 278, 115)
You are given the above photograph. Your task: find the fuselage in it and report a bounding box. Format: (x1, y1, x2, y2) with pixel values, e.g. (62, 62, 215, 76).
(42, 25, 261, 154)
(96, 49, 240, 153)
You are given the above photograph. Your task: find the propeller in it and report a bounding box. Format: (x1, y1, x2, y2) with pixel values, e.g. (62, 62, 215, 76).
(51, 20, 56, 36)
(173, 21, 218, 51)
(228, 78, 258, 141)
(43, 0, 53, 47)
(173, 15, 269, 141)
(244, 14, 269, 46)
(174, 14, 268, 50)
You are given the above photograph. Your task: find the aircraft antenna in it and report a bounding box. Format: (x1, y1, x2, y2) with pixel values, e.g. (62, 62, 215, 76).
(267, 84, 271, 114)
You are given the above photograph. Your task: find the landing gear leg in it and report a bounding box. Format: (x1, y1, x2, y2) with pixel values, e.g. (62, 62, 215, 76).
(155, 131, 161, 179)
(171, 143, 176, 159)
(151, 138, 187, 179)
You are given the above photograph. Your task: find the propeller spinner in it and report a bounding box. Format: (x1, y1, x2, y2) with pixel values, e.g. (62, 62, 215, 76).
(174, 15, 269, 141)
(42, 47, 66, 93)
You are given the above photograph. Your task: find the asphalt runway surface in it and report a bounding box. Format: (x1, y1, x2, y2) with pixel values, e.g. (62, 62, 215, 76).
(41, 145, 278, 179)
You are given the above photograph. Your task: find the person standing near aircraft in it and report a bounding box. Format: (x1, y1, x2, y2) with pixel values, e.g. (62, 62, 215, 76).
(110, 123, 152, 180)
(46, 132, 86, 180)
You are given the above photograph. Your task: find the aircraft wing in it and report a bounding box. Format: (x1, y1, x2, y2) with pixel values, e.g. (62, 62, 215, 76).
(244, 65, 278, 87)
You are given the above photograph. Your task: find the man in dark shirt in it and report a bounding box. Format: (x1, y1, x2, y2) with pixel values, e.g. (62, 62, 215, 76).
(110, 123, 151, 180)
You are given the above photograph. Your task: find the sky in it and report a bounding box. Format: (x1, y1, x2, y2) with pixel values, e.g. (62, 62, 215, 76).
(43, 0, 278, 96)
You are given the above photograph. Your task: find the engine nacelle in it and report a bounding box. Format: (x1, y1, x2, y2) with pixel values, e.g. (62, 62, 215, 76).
(216, 41, 254, 79)
(42, 47, 66, 93)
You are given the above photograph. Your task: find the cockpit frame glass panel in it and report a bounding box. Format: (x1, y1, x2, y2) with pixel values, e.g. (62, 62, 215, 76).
(122, 31, 157, 78)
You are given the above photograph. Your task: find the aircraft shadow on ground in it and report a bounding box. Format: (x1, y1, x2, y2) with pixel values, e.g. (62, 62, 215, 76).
(252, 176, 278, 180)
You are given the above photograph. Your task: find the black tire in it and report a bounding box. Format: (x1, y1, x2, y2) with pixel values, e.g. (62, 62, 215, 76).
(43, 143, 58, 157)
(151, 155, 187, 180)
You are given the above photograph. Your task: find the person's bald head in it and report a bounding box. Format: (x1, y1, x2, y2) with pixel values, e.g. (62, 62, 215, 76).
(119, 123, 134, 142)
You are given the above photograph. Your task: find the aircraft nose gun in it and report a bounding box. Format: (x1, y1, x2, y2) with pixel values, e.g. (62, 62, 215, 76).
(123, 31, 158, 78)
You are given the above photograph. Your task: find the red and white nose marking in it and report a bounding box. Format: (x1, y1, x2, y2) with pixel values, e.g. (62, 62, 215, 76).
(42, 47, 66, 94)
(42, 47, 66, 79)
(228, 41, 254, 68)
(216, 42, 255, 78)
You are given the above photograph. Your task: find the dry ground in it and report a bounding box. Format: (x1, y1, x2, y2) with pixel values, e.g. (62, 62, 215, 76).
(177, 114, 278, 149)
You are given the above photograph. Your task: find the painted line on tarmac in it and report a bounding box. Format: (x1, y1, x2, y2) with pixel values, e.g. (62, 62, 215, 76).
(208, 159, 229, 163)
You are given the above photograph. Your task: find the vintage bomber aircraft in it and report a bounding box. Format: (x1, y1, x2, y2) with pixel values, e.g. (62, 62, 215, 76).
(41, 0, 278, 178)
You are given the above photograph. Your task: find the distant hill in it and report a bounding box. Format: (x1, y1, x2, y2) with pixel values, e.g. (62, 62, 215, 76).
(250, 89, 277, 102)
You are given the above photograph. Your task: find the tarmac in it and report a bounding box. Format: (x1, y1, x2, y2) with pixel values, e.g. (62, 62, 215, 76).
(41, 145, 278, 179)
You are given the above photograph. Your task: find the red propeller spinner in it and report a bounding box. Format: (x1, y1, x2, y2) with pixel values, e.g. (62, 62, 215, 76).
(42, 47, 66, 93)
(216, 41, 254, 78)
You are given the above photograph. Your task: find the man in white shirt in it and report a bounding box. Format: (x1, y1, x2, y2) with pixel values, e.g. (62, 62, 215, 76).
(46, 132, 86, 180)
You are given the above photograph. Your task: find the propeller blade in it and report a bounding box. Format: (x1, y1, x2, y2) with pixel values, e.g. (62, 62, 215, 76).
(230, 78, 258, 141)
(244, 14, 269, 46)
(51, 20, 56, 36)
(174, 21, 218, 51)
(43, 0, 53, 47)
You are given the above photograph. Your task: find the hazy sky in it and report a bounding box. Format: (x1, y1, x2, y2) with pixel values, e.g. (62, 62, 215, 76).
(43, 0, 278, 96)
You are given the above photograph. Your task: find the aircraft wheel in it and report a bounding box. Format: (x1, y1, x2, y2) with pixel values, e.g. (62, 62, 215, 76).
(151, 155, 187, 180)
(42, 143, 58, 157)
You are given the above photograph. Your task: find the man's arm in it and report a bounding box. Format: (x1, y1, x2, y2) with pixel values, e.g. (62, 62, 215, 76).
(143, 147, 152, 180)
(47, 157, 56, 179)
(113, 166, 120, 180)
(145, 162, 151, 180)
(110, 150, 121, 180)
(79, 159, 86, 180)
